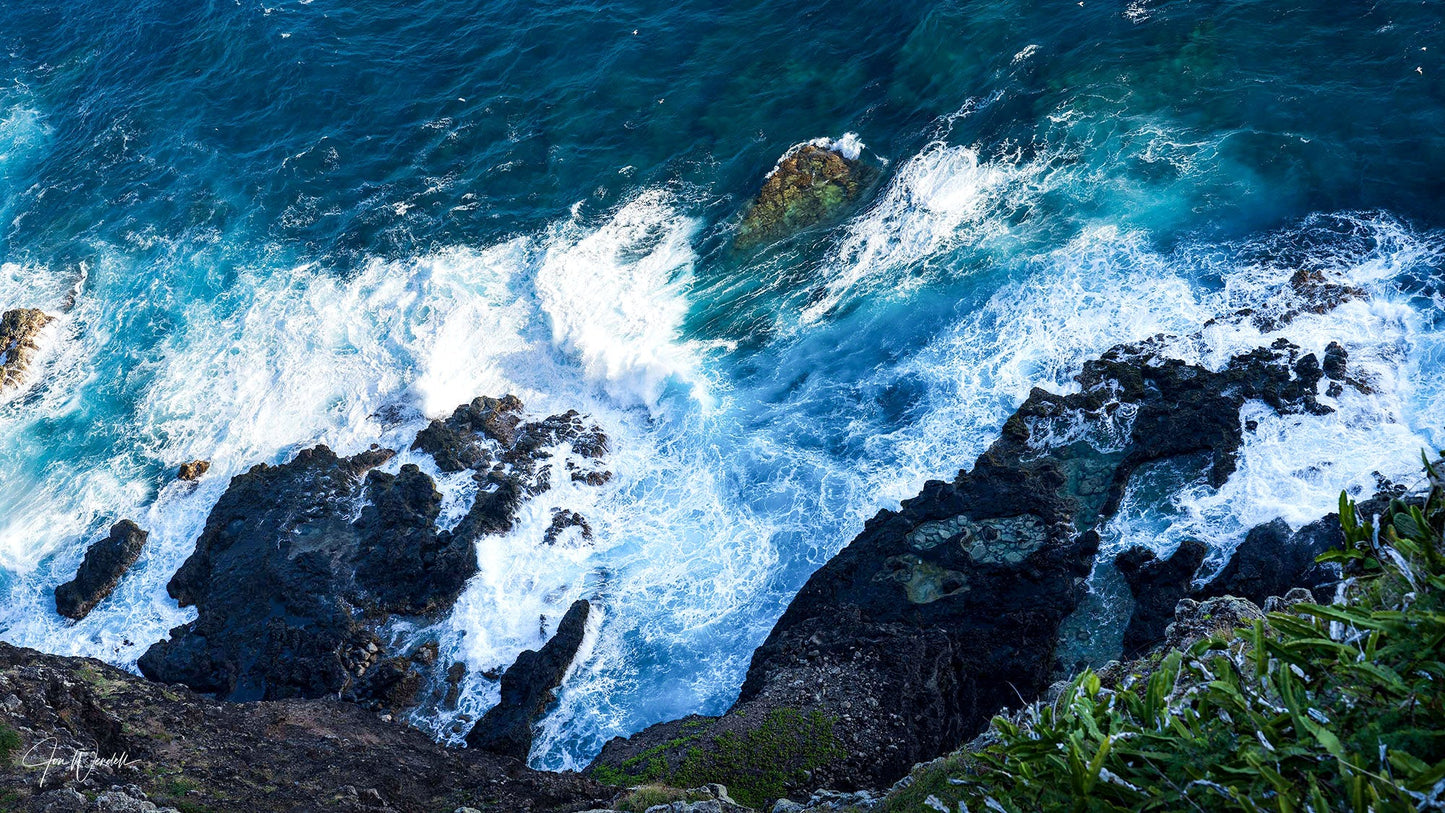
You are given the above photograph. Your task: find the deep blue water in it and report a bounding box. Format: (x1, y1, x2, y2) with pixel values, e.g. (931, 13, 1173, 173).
(1, 0, 1443, 769)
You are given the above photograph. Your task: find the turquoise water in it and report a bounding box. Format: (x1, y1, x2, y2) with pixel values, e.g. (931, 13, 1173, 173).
(1, 0, 1443, 769)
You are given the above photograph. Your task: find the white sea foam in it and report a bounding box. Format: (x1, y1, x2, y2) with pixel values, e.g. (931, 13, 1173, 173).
(533, 190, 705, 409)
(0, 188, 711, 679)
(801, 140, 1057, 323)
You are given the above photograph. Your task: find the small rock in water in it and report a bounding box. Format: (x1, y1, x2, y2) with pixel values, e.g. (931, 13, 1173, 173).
(177, 459, 211, 481)
(54, 520, 149, 620)
(0, 307, 55, 392)
(735, 140, 877, 249)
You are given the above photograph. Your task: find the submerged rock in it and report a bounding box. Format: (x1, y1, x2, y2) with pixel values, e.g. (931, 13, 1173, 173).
(0, 307, 54, 392)
(735, 140, 876, 249)
(176, 460, 210, 481)
(591, 333, 1345, 794)
(54, 520, 148, 620)
(466, 599, 590, 760)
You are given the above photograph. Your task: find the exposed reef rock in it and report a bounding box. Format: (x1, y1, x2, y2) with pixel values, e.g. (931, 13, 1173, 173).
(54, 521, 148, 621)
(591, 333, 1343, 796)
(1114, 539, 1206, 658)
(139, 395, 610, 713)
(0, 642, 610, 812)
(1202, 516, 1343, 605)
(1113, 487, 1409, 654)
(467, 599, 591, 760)
(0, 307, 54, 392)
(411, 395, 612, 540)
(176, 460, 210, 481)
(137, 445, 412, 701)
(735, 142, 877, 249)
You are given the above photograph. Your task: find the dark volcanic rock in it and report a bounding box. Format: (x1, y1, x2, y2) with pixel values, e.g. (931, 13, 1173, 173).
(352, 464, 474, 616)
(0, 642, 609, 813)
(1200, 516, 1343, 605)
(140, 395, 611, 711)
(591, 335, 1342, 794)
(735, 142, 877, 249)
(466, 599, 591, 760)
(542, 509, 593, 545)
(0, 307, 54, 391)
(54, 521, 148, 620)
(138, 445, 407, 700)
(411, 395, 611, 542)
(1116, 501, 1376, 655)
(176, 459, 210, 481)
(1115, 539, 1207, 657)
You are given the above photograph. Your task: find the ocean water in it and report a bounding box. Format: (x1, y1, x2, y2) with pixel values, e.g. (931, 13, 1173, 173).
(1, 0, 1442, 769)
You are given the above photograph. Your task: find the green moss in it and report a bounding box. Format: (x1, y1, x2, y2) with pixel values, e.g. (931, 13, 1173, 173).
(0, 723, 20, 766)
(668, 709, 847, 808)
(591, 709, 846, 808)
(163, 778, 198, 797)
(879, 455, 1445, 812)
(592, 732, 703, 787)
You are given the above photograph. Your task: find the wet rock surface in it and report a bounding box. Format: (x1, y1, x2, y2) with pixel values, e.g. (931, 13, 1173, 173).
(411, 395, 611, 541)
(735, 143, 876, 249)
(0, 308, 54, 392)
(467, 600, 591, 760)
(0, 642, 609, 812)
(138, 395, 610, 708)
(1115, 487, 1410, 653)
(1200, 516, 1344, 605)
(1114, 540, 1207, 658)
(176, 460, 210, 481)
(54, 521, 148, 621)
(591, 334, 1337, 795)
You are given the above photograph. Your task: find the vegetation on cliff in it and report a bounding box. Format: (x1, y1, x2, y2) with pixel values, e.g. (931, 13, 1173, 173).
(882, 455, 1445, 812)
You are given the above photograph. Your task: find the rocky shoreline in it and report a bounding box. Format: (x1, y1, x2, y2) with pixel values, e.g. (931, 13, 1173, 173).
(1, 272, 1394, 810)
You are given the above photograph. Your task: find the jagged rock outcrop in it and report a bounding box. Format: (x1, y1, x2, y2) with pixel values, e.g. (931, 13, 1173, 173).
(467, 599, 591, 760)
(54, 521, 148, 621)
(138, 445, 408, 701)
(735, 142, 877, 249)
(0, 308, 54, 392)
(1114, 486, 1405, 654)
(176, 460, 210, 481)
(1114, 539, 1207, 658)
(591, 334, 1342, 796)
(0, 642, 609, 812)
(1202, 516, 1343, 605)
(411, 395, 611, 540)
(139, 395, 610, 711)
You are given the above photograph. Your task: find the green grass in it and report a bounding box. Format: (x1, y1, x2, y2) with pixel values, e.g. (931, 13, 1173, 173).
(0, 723, 20, 766)
(881, 453, 1445, 812)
